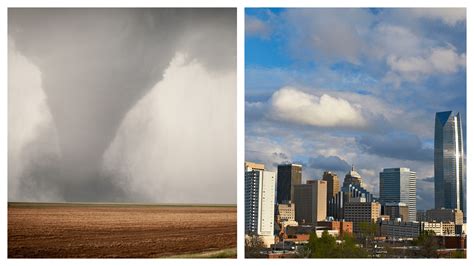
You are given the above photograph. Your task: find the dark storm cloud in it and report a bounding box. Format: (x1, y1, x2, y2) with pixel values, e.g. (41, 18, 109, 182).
(8, 8, 236, 202)
(307, 155, 351, 172)
(357, 133, 434, 162)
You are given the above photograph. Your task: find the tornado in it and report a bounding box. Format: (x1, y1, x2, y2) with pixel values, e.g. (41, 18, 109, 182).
(8, 8, 236, 202)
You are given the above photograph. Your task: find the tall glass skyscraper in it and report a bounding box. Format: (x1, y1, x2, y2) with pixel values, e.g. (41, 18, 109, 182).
(276, 164, 302, 204)
(434, 111, 465, 214)
(379, 168, 417, 222)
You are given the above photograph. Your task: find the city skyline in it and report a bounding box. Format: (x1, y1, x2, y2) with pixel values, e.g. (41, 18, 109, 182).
(245, 8, 466, 210)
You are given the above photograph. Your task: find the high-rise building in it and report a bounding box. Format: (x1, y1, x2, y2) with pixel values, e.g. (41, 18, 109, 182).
(322, 171, 340, 216)
(379, 168, 417, 222)
(328, 166, 374, 220)
(277, 164, 302, 204)
(245, 162, 275, 236)
(294, 180, 327, 224)
(383, 202, 409, 222)
(435, 111, 465, 214)
(344, 200, 381, 233)
(343, 165, 364, 188)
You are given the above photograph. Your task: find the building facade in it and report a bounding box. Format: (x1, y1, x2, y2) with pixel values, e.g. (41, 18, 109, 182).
(277, 164, 302, 204)
(344, 201, 381, 233)
(322, 171, 340, 216)
(317, 221, 353, 236)
(434, 111, 465, 214)
(328, 184, 374, 220)
(343, 165, 364, 188)
(421, 221, 457, 236)
(384, 202, 410, 222)
(426, 208, 463, 225)
(379, 221, 421, 239)
(245, 162, 276, 236)
(417, 210, 426, 222)
(276, 202, 295, 223)
(327, 166, 375, 220)
(294, 180, 327, 224)
(379, 168, 417, 222)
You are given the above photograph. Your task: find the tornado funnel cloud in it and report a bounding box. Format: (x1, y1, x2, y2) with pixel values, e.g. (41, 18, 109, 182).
(8, 8, 237, 203)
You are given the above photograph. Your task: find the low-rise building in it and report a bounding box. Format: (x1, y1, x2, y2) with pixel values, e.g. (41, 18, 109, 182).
(283, 225, 339, 244)
(441, 222, 456, 236)
(317, 221, 353, 237)
(276, 202, 295, 223)
(426, 208, 463, 225)
(420, 221, 456, 236)
(421, 221, 443, 235)
(417, 210, 426, 222)
(436, 235, 467, 249)
(379, 220, 420, 239)
(455, 223, 467, 235)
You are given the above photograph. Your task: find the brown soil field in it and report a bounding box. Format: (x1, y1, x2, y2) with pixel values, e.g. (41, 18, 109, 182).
(8, 202, 236, 258)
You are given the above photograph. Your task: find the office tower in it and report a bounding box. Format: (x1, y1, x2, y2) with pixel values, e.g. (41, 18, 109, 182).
(435, 111, 465, 214)
(277, 164, 302, 204)
(245, 162, 275, 236)
(322, 171, 340, 215)
(379, 168, 417, 222)
(276, 203, 295, 223)
(328, 166, 374, 220)
(343, 165, 364, 188)
(426, 208, 463, 225)
(343, 201, 381, 233)
(383, 202, 409, 222)
(294, 180, 327, 224)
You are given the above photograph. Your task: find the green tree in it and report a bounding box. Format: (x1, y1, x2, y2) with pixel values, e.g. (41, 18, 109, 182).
(304, 230, 368, 258)
(412, 230, 439, 258)
(309, 230, 337, 257)
(359, 222, 377, 237)
(339, 233, 368, 258)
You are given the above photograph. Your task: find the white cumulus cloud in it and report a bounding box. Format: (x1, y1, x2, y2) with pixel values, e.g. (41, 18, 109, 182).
(270, 87, 367, 128)
(386, 46, 465, 83)
(408, 8, 465, 26)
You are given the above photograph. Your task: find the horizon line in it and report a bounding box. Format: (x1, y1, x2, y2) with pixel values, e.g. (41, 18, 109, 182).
(8, 201, 237, 207)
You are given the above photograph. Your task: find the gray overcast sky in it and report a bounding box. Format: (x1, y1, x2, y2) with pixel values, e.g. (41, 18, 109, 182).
(9, 8, 236, 204)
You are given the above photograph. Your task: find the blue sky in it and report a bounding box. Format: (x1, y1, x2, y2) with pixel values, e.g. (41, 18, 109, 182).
(245, 8, 466, 210)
